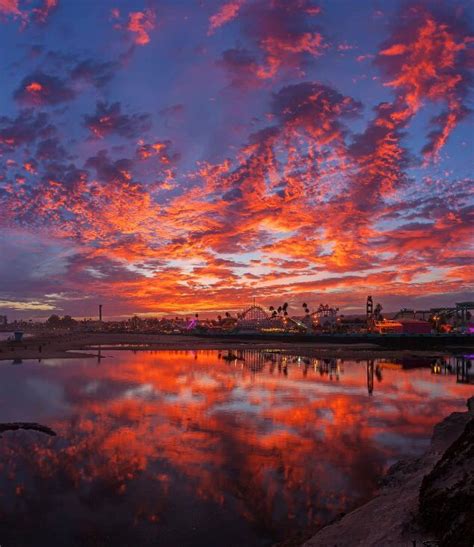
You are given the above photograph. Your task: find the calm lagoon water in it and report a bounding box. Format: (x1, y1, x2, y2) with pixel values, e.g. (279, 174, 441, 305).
(0, 349, 472, 546)
(0, 332, 35, 341)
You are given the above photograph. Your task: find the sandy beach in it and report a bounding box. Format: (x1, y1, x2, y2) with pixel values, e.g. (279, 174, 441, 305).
(0, 331, 460, 362)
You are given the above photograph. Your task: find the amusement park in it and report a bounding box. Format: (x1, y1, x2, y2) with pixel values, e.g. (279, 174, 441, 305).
(165, 296, 474, 337)
(6, 296, 471, 341)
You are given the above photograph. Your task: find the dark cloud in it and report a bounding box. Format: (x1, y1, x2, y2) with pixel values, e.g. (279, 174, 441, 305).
(350, 102, 407, 157)
(237, 0, 324, 79)
(218, 48, 260, 87)
(348, 101, 410, 204)
(221, 47, 256, 69)
(13, 71, 75, 106)
(40, 162, 89, 191)
(247, 125, 279, 145)
(136, 140, 180, 164)
(0, 231, 70, 299)
(67, 253, 143, 283)
(83, 102, 152, 139)
(222, 187, 243, 202)
(36, 137, 66, 161)
(70, 59, 118, 88)
(85, 150, 135, 185)
(0, 110, 54, 152)
(272, 82, 361, 128)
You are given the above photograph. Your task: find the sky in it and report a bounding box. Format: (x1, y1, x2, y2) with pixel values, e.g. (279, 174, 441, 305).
(0, 0, 473, 320)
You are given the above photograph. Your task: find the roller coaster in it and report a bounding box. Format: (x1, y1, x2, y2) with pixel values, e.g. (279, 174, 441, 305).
(238, 305, 308, 333)
(240, 305, 269, 323)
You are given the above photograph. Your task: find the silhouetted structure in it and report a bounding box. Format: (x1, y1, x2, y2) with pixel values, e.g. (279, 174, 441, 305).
(366, 296, 373, 328)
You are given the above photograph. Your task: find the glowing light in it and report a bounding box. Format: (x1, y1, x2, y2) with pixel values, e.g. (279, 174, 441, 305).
(26, 82, 42, 92)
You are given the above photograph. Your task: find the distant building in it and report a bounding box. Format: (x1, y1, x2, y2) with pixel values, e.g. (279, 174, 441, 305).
(337, 317, 367, 333)
(375, 320, 403, 334)
(399, 320, 432, 334)
(375, 319, 432, 334)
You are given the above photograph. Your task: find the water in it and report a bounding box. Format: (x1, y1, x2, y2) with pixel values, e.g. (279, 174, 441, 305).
(0, 349, 472, 546)
(0, 332, 35, 341)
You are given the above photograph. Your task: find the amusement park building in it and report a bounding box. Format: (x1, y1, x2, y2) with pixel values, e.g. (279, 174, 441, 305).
(375, 319, 432, 334)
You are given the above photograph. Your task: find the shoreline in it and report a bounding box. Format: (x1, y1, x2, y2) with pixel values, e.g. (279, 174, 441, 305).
(0, 332, 468, 362)
(301, 397, 474, 547)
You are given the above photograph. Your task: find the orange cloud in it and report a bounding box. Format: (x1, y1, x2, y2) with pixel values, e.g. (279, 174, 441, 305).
(256, 32, 325, 79)
(127, 9, 156, 46)
(208, 0, 245, 35)
(0, 0, 20, 15)
(377, 7, 471, 158)
(0, 0, 57, 23)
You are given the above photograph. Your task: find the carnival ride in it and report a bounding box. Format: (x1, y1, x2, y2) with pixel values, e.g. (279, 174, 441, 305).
(186, 318, 199, 330)
(311, 304, 339, 327)
(237, 305, 307, 333)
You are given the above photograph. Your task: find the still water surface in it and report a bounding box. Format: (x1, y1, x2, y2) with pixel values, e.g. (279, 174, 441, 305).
(0, 350, 472, 546)
(0, 332, 34, 341)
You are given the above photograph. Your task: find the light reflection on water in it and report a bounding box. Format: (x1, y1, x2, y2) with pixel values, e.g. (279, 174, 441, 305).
(0, 349, 472, 547)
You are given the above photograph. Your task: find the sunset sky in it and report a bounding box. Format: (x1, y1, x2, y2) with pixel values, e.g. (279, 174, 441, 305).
(0, 0, 472, 319)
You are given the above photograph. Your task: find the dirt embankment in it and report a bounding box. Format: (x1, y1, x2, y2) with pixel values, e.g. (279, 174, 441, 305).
(303, 397, 474, 547)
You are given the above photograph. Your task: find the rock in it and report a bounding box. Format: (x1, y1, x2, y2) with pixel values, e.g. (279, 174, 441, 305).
(430, 410, 472, 454)
(419, 418, 474, 547)
(304, 399, 474, 547)
(467, 396, 474, 414)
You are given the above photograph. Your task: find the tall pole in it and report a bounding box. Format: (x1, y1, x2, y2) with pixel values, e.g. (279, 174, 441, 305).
(99, 304, 103, 322)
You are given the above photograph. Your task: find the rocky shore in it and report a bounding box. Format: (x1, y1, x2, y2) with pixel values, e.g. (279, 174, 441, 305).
(303, 397, 474, 547)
